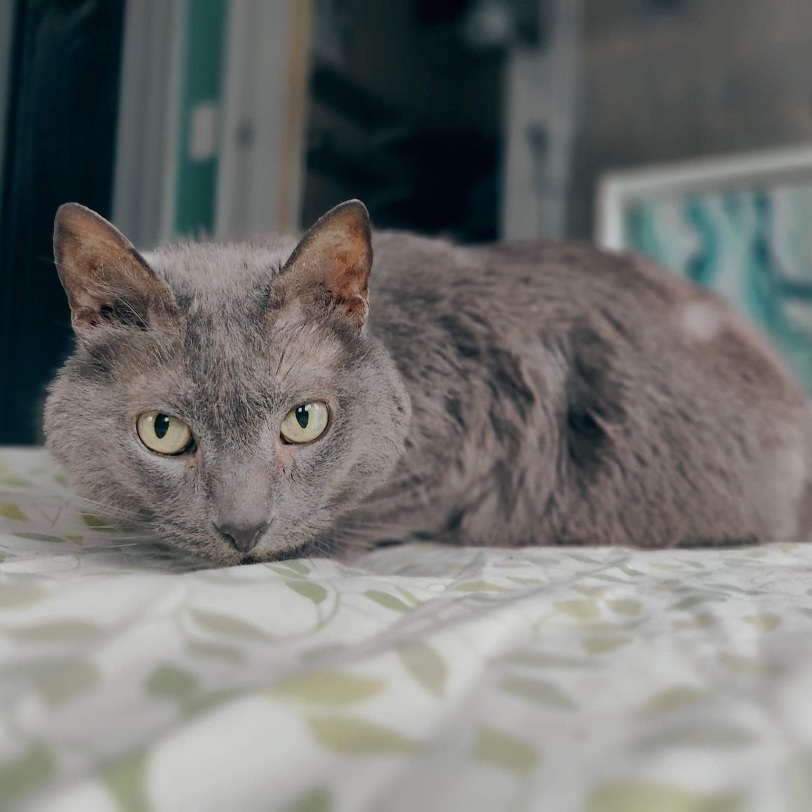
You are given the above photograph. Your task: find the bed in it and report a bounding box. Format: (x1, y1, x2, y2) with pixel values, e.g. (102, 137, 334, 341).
(1, 447, 811, 811)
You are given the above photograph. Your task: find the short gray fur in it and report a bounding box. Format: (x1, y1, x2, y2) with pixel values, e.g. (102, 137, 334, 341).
(44, 201, 812, 566)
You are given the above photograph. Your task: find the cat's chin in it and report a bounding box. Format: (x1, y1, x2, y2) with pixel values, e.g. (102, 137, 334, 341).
(189, 544, 315, 568)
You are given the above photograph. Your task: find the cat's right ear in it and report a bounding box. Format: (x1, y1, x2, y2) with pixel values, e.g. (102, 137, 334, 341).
(53, 203, 177, 337)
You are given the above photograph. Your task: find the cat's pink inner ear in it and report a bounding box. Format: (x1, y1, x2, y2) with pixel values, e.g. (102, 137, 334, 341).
(279, 200, 372, 330)
(53, 203, 176, 334)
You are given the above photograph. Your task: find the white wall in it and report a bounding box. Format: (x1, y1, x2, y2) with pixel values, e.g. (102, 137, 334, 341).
(216, 0, 311, 240)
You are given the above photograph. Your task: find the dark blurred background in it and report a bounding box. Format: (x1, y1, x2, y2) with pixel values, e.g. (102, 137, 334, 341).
(2, 0, 812, 444)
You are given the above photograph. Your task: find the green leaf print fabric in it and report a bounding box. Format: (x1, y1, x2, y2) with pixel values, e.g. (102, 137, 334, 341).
(1, 448, 812, 811)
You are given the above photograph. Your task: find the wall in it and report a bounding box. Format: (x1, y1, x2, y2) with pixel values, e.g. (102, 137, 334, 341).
(570, 0, 812, 237)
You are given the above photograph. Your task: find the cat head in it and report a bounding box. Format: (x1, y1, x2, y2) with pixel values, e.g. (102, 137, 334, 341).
(44, 201, 411, 565)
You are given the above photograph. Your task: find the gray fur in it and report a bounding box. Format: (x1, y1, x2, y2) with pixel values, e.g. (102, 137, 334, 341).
(45, 203, 812, 565)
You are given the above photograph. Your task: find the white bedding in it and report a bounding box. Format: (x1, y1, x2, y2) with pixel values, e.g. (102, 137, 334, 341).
(1, 448, 812, 811)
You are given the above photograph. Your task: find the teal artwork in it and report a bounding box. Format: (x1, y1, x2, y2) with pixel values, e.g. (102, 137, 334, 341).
(625, 183, 812, 391)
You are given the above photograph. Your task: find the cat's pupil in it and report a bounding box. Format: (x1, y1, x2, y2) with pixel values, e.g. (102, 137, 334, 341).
(154, 414, 170, 439)
(295, 406, 309, 429)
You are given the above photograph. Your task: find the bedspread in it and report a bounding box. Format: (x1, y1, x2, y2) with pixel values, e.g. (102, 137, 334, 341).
(1, 448, 811, 811)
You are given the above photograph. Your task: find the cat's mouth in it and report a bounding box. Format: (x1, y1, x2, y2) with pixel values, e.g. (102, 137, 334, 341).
(229, 539, 313, 566)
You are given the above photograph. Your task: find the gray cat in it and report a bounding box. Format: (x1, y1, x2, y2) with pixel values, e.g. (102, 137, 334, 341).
(44, 200, 812, 566)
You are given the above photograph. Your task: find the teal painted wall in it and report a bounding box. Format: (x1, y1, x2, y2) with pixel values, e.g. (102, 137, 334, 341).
(174, 0, 226, 237)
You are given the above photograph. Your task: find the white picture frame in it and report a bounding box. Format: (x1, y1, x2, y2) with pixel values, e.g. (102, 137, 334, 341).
(595, 143, 812, 249)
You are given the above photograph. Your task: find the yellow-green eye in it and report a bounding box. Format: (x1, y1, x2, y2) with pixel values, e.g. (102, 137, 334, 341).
(136, 412, 193, 455)
(280, 402, 329, 444)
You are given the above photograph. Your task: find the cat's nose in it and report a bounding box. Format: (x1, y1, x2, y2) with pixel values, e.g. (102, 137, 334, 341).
(214, 519, 269, 553)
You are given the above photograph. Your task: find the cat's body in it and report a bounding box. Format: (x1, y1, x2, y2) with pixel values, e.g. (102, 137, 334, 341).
(44, 201, 812, 565)
(352, 232, 812, 551)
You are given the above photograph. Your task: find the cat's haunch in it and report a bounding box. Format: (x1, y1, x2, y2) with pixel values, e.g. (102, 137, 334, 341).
(44, 201, 812, 565)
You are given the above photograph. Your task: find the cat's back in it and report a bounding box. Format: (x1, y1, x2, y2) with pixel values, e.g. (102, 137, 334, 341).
(369, 231, 696, 333)
(369, 231, 798, 401)
(366, 231, 812, 547)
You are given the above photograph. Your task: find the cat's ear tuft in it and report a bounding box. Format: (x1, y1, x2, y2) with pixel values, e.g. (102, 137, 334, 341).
(53, 203, 177, 337)
(275, 199, 372, 332)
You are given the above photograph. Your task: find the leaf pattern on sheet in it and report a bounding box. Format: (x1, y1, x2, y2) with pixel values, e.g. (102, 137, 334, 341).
(587, 781, 743, 812)
(0, 448, 811, 811)
(306, 716, 422, 755)
(472, 725, 540, 773)
(270, 671, 385, 705)
(397, 642, 448, 698)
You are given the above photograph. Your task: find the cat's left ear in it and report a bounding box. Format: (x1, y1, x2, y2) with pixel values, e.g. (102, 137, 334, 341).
(53, 203, 177, 337)
(275, 200, 372, 332)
